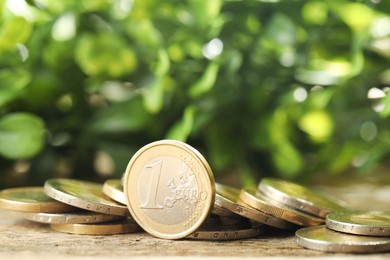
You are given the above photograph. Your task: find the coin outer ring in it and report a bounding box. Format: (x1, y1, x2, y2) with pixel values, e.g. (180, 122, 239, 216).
(326, 212, 390, 237)
(215, 184, 296, 230)
(44, 179, 130, 216)
(102, 179, 126, 205)
(258, 179, 337, 218)
(0, 187, 76, 213)
(239, 188, 324, 227)
(50, 219, 140, 235)
(296, 226, 390, 253)
(22, 211, 123, 224)
(124, 140, 216, 239)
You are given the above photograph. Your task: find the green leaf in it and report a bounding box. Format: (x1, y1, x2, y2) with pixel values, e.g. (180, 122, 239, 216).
(328, 143, 358, 173)
(189, 62, 219, 98)
(264, 13, 296, 47)
(142, 49, 170, 114)
(75, 33, 137, 77)
(350, 30, 369, 77)
(0, 17, 32, 52)
(20, 71, 61, 109)
(25, 0, 39, 7)
(0, 69, 31, 106)
(272, 142, 303, 179)
(298, 110, 334, 142)
(338, 3, 374, 31)
(206, 121, 240, 171)
(307, 87, 335, 110)
(126, 18, 162, 48)
(166, 105, 196, 141)
(0, 113, 45, 159)
(0, 0, 3, 21)
(154, 48, 170, 76)
(267, 109, 303, 178)
(380, 91, 390, 118)
(88, 96, 151, 134)
(302, 1, 328, 25)
(142, 75, 164, 114)
(190, 0, 222, 28)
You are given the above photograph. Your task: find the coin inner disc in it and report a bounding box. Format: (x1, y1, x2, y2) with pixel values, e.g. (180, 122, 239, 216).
(136, 155, 200, 225)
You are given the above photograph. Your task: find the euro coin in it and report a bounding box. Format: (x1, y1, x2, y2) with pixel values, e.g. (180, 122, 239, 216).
(239, 188, 324, 226)
(124, 140, 215, 239)
(0, 187, 76, 213)
(50, 218, 140, 235)
(44, 178, 129, 216)
(102, 179, 126, 205)
(258, 178, 346, 218)
(211, 202, 243, 219)
(22, 211, 124, 224)
(187, 216, 264, 240)
(326, 211, 390, 236)
(215, 183, 296, 230)
(296, 225, 390, 253)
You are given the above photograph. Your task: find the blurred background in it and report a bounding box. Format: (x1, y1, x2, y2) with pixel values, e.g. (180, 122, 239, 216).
(0, 0, 390, 189)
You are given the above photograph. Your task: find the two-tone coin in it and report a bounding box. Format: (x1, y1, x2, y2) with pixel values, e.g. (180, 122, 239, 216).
(50, 218, 140, 235)
(102, 179, 126, 205)
(44, 178, 129, 216)
(22, 211, 123, 224)
(0, 187, 76, 213)
(326, 211, 390, 237)
(215, 183, 297, 230)
(296, 225, 390, 253)
(124, 140, 215, 239)
(239, 188, 324, 227)
(258, 178, 347, 218)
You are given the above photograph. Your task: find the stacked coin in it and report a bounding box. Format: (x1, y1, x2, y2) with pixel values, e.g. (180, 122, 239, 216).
(0, 180, 139, 235)
(254, 178, 390, 253)
(0, 139, 389, 250)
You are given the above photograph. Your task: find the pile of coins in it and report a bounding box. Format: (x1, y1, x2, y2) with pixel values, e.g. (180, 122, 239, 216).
(1, 140, 390, 253)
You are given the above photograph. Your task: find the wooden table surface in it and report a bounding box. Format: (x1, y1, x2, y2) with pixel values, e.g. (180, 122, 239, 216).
(1, 173, 389, 260)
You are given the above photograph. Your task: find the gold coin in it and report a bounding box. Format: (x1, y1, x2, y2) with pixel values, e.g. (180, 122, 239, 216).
(187, 216, 264, 240)
(215, 183, 297, 230)
(102, 179, 126, 205)
(44, 178, 129, 216)
(22, 211, 124, 224)
(258, 178, 346, 218)
(124, 140, 215, 239)
(0, 187, 76, 213)
(326, 211, 390, 236)
(296, 225, 390, 253)
(239, 188, 324, 226)
(50, 218, 140, 235)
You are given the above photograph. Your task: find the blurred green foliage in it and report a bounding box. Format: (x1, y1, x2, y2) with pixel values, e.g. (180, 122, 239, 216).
(1, 0, 390, 187)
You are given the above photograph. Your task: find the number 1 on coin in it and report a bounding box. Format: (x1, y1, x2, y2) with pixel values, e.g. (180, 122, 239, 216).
(140, 160, 164, 209)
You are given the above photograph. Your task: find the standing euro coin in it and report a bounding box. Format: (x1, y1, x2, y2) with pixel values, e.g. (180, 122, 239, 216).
(123, 140, 215, 239)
